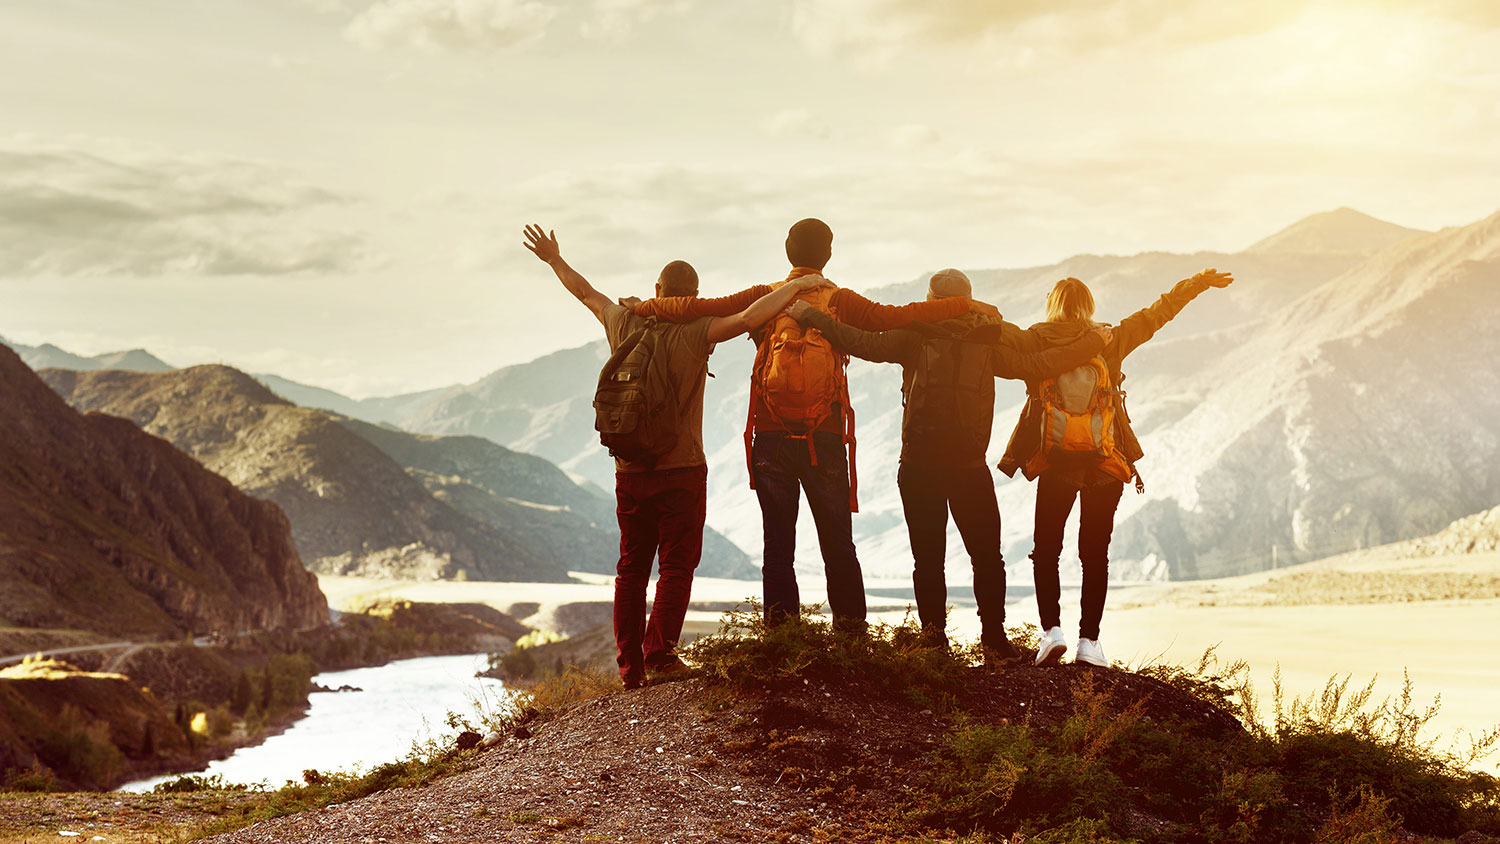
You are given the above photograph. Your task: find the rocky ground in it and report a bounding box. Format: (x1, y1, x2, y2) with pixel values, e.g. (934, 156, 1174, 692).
(181, 664, 1233, 843)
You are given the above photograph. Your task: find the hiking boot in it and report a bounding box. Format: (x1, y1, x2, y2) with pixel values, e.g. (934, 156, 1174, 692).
(622, 674, 644, 691)
(981, 636, 1021, 666)
(1075, 638, 1108, 667)
(645, 658, 693, 686)
(1035, 627, 1067, 666)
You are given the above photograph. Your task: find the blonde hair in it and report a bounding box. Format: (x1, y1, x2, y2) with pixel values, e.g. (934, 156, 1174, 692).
(1045, 277, 1096, 324)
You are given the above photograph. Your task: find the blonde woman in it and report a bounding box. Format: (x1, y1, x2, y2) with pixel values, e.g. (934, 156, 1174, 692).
(997, 269, 1234, 667)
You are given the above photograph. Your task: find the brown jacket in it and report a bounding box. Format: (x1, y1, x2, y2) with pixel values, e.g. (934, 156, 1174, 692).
(997, 275, 1217, 482)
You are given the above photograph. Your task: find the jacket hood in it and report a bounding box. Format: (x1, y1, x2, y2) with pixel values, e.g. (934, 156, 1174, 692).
(1028, 320, 1097, 346)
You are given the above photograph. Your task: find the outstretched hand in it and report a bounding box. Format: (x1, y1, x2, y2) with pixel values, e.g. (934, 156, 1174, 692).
(787, 300, 814, 323)
(523, 224, 561, 264)
(1194, 268, 1234, 288)
(968, 299, 1001, 318)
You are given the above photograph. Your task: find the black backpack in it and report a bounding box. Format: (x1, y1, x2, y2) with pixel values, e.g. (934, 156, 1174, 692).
(593, 318, 682, 466)
(903, 324, 1000, 458)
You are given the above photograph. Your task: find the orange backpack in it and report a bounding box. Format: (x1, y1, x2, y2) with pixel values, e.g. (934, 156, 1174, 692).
(1024, 355, 1132, 483)
(743, 281, 859, 511)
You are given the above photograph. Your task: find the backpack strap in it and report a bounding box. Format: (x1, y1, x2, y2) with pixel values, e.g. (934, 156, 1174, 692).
(744, 340, 769, 490)
(843, 371, 858, 513)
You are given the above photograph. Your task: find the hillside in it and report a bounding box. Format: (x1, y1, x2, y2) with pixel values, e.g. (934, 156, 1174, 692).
(1403, 504, 1500, 557)
(0, 345, 327, 638)
(1113, 208, 1500, 577)
(40, 365, 755, 580)
(41, 365, 568, 583)
(164, 613, 1498, 844)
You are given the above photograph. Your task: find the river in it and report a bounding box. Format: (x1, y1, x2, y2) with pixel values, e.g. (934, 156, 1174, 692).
(120, 653, 509, 792)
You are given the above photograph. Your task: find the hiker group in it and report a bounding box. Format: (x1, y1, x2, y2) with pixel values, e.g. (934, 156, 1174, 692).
(524, 220, 1234, 688)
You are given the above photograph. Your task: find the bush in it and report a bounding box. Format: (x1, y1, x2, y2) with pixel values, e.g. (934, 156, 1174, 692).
(33, 704, 126, 789)
(153, 773, 242, 794)
(683, 601, 975, 711)
(1, 763, 57, 793)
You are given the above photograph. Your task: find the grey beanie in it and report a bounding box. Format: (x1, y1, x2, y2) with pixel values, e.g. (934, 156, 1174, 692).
(927, 268, 972, 300)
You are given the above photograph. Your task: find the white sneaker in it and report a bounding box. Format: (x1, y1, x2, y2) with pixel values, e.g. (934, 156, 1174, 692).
(1035, 627, 1067, 666)
(1075, 638, 1108, 667)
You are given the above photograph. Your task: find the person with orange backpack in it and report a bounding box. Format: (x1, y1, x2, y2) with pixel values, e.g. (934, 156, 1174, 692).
(998, 269, 1234, 667)
(784, 268, 1111, 660)
(524, 224, 833, 688)
(633, 219, 997, 630)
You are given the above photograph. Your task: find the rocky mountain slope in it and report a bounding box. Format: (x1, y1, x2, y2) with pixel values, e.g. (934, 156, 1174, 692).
(1112, 208, 1500, 578)
(41, 365, 571, 583)
(41, 365, 754, 580)
(356, 208, 1451, 581)
(0, 345, 327, 638)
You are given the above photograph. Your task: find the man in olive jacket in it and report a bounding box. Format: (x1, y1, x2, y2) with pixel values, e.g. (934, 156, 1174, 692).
(788, 269, 1109, 659)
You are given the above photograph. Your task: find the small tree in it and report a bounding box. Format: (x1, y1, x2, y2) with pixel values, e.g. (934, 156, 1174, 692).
(230, 671, 253, 716)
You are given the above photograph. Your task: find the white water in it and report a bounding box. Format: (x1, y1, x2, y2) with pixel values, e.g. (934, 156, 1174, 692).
(118, 653, 509, 792)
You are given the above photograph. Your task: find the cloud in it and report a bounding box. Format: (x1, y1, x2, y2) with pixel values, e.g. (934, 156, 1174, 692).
(760, 108, 831, 140)
(788, 0, 1500, 60)
(0, 138, 369, 277)
(581, 0, 694, 40)
(887, 123, 940, 151)
(345, 0, 556, 50)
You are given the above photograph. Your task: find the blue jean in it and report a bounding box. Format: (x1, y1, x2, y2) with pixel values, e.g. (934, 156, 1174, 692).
(751, 431, 867, 629)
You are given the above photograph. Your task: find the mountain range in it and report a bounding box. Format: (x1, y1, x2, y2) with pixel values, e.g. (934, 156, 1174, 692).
(0, 344, 327, 638)
(296, 207, 1473, 582)
(10, 207, 1492, 585)
(36, 365, 754, 582)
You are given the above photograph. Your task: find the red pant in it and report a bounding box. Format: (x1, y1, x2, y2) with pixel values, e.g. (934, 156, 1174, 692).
(613, 465, 707, 683)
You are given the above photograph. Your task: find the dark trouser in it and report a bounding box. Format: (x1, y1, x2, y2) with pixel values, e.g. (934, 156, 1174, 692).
(752, 431, 867, 629)
(614, 465, 707, 684)
(1030, 472, 1125, 641)
(897, 459, 1007, 643)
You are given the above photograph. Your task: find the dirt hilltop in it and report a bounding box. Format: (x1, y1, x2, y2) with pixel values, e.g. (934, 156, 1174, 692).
(198, 666, 1239, 843)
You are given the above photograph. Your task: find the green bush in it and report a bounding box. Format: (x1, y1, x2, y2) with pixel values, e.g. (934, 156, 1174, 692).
(33, 704, 126, 789)
(683, 601, 977, 712)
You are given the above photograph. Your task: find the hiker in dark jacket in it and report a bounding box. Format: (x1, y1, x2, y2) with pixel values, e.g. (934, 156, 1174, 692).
(788, 268, 1110, 661)
(524, 224, 830, 689)
(998, 268, 1234, 668)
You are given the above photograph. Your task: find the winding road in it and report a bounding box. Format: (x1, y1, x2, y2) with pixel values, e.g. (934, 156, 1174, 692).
(0, 636, 213, 669)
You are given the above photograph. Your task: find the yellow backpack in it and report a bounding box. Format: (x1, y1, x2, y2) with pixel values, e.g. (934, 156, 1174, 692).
(1024, 355, 1132, 483)
(743, 281, 859, 510)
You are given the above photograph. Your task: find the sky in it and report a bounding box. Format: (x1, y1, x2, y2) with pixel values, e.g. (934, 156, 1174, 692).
(2, 0, 1499, 396)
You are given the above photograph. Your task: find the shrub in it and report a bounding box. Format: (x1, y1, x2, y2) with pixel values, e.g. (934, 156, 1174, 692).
(33, 704, 126, 789)
(1, 763, 57, 793)
(683, 601, 974, 711)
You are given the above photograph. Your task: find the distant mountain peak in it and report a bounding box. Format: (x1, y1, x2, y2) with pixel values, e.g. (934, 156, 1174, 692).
(1246, 207, 1426, 255)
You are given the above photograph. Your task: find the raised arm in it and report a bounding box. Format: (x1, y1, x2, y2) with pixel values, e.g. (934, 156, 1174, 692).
(792, 302, 918, 364)
(993, 324, 1111, 381)
(704, 276, 831, 343)
(1113, 269, 1233, 359)
(523, 224, 611, 324)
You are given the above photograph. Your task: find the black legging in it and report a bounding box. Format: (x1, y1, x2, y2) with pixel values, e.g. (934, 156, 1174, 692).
(1030, 471, 1124, 640)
